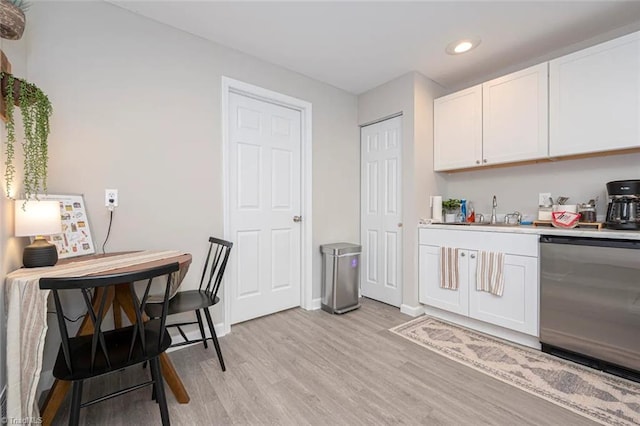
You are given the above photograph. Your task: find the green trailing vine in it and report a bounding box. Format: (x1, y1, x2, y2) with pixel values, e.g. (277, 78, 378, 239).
(1, 71, 52, 200)
(4, 73, 15, 196)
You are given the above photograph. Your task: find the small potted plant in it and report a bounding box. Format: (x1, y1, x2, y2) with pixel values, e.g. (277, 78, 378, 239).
(442, 198, 461, 223)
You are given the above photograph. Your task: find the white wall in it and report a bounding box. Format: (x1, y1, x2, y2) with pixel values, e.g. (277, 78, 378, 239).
(358, 72, 445, 311)
(16, 1, 358, 395)
(445, 153, 640, 222)
(25, 1, 358, 300)
(0, 34, 29, 402)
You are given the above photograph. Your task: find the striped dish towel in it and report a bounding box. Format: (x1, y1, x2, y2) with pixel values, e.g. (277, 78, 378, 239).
(476, 251, 505, 296)
(440, 247, 459, 290)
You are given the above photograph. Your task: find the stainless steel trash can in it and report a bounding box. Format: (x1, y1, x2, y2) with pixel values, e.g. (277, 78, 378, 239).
(320, 243, 361, 314)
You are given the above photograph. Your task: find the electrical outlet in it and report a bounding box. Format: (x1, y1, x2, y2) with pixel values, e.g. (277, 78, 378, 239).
(539, 192, 551, 206)
(105, 189, 118, 207)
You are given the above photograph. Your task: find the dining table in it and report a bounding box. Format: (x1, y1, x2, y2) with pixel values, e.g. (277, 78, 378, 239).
(4, 250, 193, 426)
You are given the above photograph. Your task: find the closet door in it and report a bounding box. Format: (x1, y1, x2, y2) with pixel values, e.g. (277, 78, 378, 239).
(360, 116, 402, 307)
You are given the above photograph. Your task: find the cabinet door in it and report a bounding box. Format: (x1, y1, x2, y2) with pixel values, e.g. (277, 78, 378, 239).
(418, 245, 469, 315)
(482, 63, 548, 165)
(433, 85, 482, 171)
(549, 31, 640, 156)
(468, 254, 538, 336)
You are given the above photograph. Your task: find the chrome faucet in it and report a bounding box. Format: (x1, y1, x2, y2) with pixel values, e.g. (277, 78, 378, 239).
(490, 195, 498, 224)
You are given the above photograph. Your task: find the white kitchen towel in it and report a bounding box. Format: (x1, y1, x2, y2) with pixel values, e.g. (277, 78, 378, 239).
(439, 247, 459, 290)
(476, 250, 505, 296)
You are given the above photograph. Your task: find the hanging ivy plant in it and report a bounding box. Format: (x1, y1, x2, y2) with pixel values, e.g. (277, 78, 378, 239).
(1, 71, 52, 200)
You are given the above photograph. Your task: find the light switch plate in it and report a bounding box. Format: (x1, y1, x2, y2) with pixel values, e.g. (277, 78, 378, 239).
(539, 192, 551, 206)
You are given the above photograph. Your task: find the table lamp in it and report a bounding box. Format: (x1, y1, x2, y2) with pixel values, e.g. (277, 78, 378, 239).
(15, 200, 62, 268)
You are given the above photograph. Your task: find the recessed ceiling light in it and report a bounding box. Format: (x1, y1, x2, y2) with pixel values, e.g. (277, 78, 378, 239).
(446, 38, 481, 55)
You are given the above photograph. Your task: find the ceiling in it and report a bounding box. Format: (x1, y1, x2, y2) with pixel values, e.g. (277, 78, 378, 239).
(112, 1, 640, 95)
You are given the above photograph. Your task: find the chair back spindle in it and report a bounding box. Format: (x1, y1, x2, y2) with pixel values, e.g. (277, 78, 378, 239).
(39, 262, 179, 379)
(199, 237, 233, 299)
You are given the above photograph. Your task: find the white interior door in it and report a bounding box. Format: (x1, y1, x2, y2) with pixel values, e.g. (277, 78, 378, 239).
(360, 116, 402, 307)
(228, 92, 301, 324)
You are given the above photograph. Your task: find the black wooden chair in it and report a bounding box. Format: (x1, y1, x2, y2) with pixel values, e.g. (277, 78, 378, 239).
(145, 237, 232, 372)
(39, 262, 179, 426)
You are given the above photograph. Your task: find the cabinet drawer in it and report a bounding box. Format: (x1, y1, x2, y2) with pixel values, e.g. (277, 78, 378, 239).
(419, 228, 538, 257)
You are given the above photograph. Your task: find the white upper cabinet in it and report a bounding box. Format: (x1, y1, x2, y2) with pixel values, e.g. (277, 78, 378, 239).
(433, 85, 482, 171)
(433, 64, 548, 172)
(549, 31, 640, 157)
(483, 63, 549, 165)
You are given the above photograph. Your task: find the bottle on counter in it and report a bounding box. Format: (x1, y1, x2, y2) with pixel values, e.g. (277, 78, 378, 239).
(460, 199, 467, 223)
(467, 202, 475, 223)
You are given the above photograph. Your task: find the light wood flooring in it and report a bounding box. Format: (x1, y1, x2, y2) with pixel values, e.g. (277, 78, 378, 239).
(52, 298, 596, 425)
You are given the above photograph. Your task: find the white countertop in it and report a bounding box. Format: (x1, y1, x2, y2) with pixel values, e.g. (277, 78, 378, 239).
(418, 223, 640, 240)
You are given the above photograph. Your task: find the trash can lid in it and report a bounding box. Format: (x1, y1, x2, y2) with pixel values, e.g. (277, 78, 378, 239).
(320, 243, 361, 256)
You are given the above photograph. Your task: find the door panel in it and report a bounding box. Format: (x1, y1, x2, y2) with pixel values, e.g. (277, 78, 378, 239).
(229, 92, 301, 324)
(550, 32, 640, 156)
(469, 254, 538, 336)
(361, 116, 402, 307)
(434, 85, 482, 170)
(482, 63, 548, 164)
(418, 245, 469, 315)
(237, 230, 260, 298)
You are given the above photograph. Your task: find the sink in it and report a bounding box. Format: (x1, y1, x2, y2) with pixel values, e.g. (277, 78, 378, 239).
(470, 222, 521, 227)
(432, 222, 520, 227)
(469, 222, 520, 227)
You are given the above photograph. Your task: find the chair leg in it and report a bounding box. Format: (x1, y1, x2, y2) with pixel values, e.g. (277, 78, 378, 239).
(195, 309, 208, 349)
(69, 380, 83, 426)
(203, 307, 226, 372)
(149, 357, 171, 426)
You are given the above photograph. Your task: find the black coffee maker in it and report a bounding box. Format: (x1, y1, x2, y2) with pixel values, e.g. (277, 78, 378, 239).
(605, 180, 640, 230)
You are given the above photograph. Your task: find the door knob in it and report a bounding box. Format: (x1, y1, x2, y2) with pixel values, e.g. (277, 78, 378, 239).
(398, 223, 403, 228)
(293, 215, 302, 222)
(460, 252, 466, 257)
(470, 254, 476, 259)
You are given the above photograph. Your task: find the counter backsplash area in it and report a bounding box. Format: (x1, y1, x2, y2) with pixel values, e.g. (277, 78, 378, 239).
(440, 152, 640, 223)
(418, 222, 640, 241)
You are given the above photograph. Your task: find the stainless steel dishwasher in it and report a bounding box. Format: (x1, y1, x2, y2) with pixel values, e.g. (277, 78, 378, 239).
(540, 235, 640, 381)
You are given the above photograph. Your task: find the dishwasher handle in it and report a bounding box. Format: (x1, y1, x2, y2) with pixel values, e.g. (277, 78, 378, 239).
(540, 235, 640, 250)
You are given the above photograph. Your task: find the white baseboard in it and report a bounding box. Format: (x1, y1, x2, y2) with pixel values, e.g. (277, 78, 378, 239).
(423, 305, 541, 349)
(309, 298, 322, 310)
(400, 304, 425, 317)
(167, 321, 226, 353)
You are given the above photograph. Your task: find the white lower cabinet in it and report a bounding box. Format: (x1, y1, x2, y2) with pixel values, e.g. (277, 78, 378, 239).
(418, 228, 539, 337)
(468, 254, 538, 336)
(419, 245, 471, 316)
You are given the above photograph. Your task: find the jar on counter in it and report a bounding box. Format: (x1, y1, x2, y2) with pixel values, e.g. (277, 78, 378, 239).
(578, 203, 597, 223)
(538, 205, 553, 221)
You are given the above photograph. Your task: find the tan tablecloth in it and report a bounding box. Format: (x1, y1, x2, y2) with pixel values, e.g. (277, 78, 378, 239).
(4, 250, 184, 422)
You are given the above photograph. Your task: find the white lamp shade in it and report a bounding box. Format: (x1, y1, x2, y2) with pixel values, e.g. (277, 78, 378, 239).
(15, 200, 62, 237)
